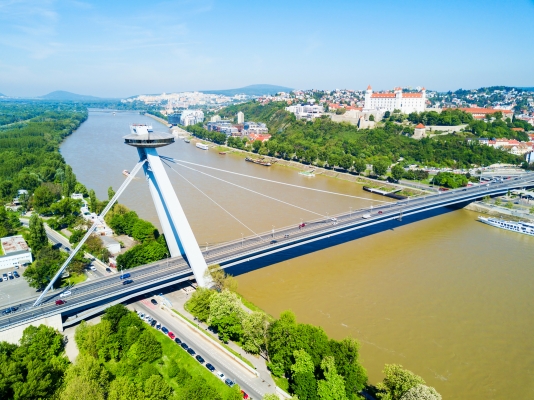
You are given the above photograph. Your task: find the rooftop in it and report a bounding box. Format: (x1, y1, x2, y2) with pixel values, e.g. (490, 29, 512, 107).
(1, 235, 30, 254)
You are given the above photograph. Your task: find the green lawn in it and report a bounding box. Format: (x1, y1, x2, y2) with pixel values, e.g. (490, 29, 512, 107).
(150, 326, 238, 398)
(61, 272, 86, 287)
(273, 376, 289, 392)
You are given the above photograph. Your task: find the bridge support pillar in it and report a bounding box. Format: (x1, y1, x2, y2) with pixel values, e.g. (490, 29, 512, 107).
(138, 147, 210, 287)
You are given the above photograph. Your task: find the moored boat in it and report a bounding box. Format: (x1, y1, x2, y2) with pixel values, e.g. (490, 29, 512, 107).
(122, 169, 130, 176)
(245, 157, 272, 166)
(299, 169, 315, 177)
(478, 216, 534, 236)
(196, 142, 209, 150)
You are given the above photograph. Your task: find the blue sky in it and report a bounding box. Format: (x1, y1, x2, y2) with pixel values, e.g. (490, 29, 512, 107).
(0, 0, 533, 97)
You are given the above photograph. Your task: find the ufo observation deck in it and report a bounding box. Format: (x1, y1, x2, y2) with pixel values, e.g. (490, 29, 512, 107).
(123, 124, 175, 148)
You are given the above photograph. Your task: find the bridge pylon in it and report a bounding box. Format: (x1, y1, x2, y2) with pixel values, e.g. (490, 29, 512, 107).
(124, 125, 210, 287)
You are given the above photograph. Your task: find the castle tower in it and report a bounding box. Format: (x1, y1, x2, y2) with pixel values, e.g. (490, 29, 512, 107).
(124, 124, 210, 287)
(364, 85, 372, 110)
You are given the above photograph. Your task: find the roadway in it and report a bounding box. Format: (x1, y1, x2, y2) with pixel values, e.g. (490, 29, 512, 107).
(1, 174, 533, 331)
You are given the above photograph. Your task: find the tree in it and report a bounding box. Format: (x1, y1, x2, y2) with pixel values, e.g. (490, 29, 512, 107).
(129, 331, 162, 363)
(23, 246, 64, 289)
(242, 311, 269, 355)
(505, 201, 513, 209)
(263, 395, 280, 400)
(376, 364, 426, 400)
(400, 385, 441, 400)
(267, 310, 298, 376)
(391, 164, 405, 181)
(102, 304, 129, 331)
(316, 356, 348, 400)
(108, 186, 115, 201)
(339, 154, 353, 171)
(209, 268, 238, 292)
(143, 375, 172, 400)
(89, 189, 97, 213)
(186, 287, 215, 322)
(208, 289, 246, 342)
(29, 214, 48, 252)
(373, 161, 389, 177)
(32, 184, 57, 212)
(252, 140, 263, 153)
(353, 159, 367, 175)
(369, 114, 375, 121)
(329, 337, 367, 396)
(108, 376, 141, 400)
(290, 350, 317, 400)
(131, 220, 157, 242)
(494, 198, 502, 206)
(62, 165, 77, 197)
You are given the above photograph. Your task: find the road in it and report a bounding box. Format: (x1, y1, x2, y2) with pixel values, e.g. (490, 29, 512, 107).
(1, 174, 533, 330)
(136, 299, 270, 399)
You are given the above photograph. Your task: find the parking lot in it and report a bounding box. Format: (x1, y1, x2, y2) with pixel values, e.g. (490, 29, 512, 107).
(0, 267, 40, 309)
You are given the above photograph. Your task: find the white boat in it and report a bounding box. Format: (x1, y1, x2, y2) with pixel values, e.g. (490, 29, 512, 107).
(478, 216, 534, 236)
(147, 125, 153, 132)
(122, 169, 130, 176)
(196, 142, 209, 150)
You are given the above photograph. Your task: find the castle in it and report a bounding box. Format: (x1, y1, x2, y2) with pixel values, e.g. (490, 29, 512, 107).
(364, 85, 426, 114)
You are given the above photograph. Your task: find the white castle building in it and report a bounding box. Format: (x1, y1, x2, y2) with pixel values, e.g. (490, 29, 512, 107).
(364, 85, 426, 114)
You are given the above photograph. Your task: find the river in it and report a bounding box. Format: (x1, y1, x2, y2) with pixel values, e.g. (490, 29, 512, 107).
(60, 110, 534, 399)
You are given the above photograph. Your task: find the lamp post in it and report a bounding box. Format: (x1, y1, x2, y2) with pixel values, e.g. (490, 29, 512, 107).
(271, 225, 275, 239)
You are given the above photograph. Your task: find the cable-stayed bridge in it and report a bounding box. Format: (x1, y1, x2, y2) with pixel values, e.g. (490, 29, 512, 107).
(1, 125, 533, 332)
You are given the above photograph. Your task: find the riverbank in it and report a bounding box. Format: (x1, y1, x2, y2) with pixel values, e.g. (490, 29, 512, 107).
(145, 112, 170, 126)
(465, 201, 534, 222)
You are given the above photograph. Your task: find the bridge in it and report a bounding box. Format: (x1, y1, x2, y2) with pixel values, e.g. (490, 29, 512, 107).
(1, 124, 533, 332)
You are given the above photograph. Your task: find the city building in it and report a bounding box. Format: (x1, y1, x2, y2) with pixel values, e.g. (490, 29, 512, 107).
(179, 110, 205, 126)
(244, 121, 268, 134)
(210, 115, 222, 122)
(285, 104, 324, 120)
(248, 133, 271, 142)
(454, 107, 514, 120)
(413, 123, 427, 139)
(237, 111, 244, 124)
(0, 235, 32, 271)
(364, 85, 426, 113)
(168, 113, 182, 125)
(100, 236, 121, 255)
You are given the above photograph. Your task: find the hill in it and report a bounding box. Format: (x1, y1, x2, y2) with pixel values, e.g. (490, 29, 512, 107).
(201, 84, 292, 97)
(40, 90, 105, 101)
(0, 92, 5, 97)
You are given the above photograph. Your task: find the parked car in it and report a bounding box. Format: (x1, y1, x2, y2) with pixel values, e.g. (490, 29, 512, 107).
(168, 332, 175, 340)
(174, 337, 182, 344)
(155, 323, 161, 330)
(195, 355, 205, 364)
(59, 290, 72, 298)
(216, 372, 225, 381)
(105, 267, 112, 273)
(161, 326, 169, 334)
(1, 274, 6, 281)
(150, 320, 157, 327)
(187, 348, 196, 356)
(13, 271, 19, 278)
(241, 390, 249, 399)
(55, 300, 66, 306)
(205, 363, 215, 372)
(180, 342, 189, 350)
(377, 211, 383, 214)
(119, 273, 131, 280)
(224, 378, 235, 387)
(8, 275, 13, 280)
(89, 265, 97, 271)
(150, 299, 158, 305)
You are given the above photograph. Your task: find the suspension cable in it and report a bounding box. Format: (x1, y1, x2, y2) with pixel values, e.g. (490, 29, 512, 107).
(162, 157, 327, 218)
(161, 160, 266, 241)
(160, 156, 393, 204)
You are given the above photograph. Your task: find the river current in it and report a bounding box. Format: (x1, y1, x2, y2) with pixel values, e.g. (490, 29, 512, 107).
(61, 110, 534, 399)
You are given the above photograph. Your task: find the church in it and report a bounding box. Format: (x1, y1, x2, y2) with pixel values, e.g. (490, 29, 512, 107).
(364, 85, 426, 114)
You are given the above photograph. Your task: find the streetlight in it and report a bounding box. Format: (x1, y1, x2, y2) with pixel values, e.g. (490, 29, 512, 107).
(271, 225, 275, 239)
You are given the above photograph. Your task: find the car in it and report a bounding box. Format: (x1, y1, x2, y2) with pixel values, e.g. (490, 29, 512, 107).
(150, 299, 158, 305)
(60, 290, 72, 298)
(105, 267, 112, 273)
(187, 348, 196, 356)
(216, 372, 225, 381)
(195, 355, 205, 364)
(151, 320, 157, 327)
(8, 275, 13, 280)
(224, 378, 235, 387)
(270, 240, 277, 244)
(161, 326, 169, 334)
(362, 213, 371, 219)
(13, 271, 19, 278)
(64, 247, 70, 252)
(122, 279, 133, 285)
(7, 272, 12, 277)
(89, 265, 97, 271)
(205, 363, 215, 372)
(174, 337, 182, 344)
(241, 390, 249, 399)
(119, 273, 131, 280)
(2, 274, 6, 281)
(180, 342, 189, 350)
(55, 299, 66, 305)
(377, 211, 383, 214)
(2, 306, 18, 314)
(155, 323, 161, 330)
(168, 332, 175, 339)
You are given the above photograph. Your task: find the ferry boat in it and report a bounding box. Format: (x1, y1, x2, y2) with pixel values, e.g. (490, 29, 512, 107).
(299, 169, 315, 177)
(478, 216, 534, 237)
(245, 157, 272, 166)
(196, 142, 209, 150)
(122, 169, 130, 176)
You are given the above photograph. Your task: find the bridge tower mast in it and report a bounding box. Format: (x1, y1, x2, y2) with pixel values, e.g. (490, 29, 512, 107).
(124, 125, 210, 287)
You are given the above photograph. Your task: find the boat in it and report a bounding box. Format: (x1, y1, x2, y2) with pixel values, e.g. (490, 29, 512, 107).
(299, 169, 315, 177)
(196, 143, 209, 150)
(184, 138, 190, 143)
(245, 157, 272, 166)
(219, 151, 227, 155)
(122, 169, 130, 176)
(478, 216, 534, 236)
(112, 112, 116, 116)
(147, 125, 153, 132)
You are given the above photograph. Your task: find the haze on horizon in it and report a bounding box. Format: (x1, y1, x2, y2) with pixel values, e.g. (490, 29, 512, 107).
(0, 0, 533, 98)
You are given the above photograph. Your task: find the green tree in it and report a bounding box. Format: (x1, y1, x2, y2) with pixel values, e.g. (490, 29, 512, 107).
(128, 331, 162, 363)
(316, 356, 348, 400)
(32, 184, 57, 212)
(143, 375, 172, 400)
(208, 289, 246, 342)
(400, 385, 441, 400)
(290, 350, 318, 400)
(62, 165, 77, 197)
(108, 186, 115, 201)
(339, 154, 353, 171)
(267, 310, 298, 376)
(108, 376, 142, 400)
(353, 159, 367, 175)
(329, 337, 367, 396)
(186, 287, 215, 322)
(89, 189, 97, 213)
(369, 114, 375, 121)
(252, 140, 263, 153)
(242, 311, 269, 355)
(23, 246, 64, 289)
(376, 364, 426, 400)
(29, 214, 48, 252)
(391, 164, 405, 181)
(131, 219, 157, 242)
(373, 161, 389, 177)
(263, 395, 281, 400)
(505, 201, 513, 209)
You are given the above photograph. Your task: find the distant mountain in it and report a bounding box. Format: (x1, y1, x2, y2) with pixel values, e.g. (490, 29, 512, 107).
(201, 84, 293, 97)
(0, 92, 6, 97)
(40, 91, 105, 101)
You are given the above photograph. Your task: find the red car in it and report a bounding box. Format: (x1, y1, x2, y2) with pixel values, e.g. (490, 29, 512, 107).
(168, 332, 175, 339)
(377, 211, 383, 214)
(55, 299, 66, 306)
(241, 390, 249, 399)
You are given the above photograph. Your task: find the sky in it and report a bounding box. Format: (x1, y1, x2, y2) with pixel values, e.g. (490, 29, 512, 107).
(0, 0, 533, 98)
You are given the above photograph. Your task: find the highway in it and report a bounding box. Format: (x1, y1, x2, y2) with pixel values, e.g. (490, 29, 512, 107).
(1, 173, 533, 331)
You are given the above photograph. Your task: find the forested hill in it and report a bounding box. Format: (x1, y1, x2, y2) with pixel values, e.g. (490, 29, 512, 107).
(215, 101, 523, 169)
(0, 102, 87, 200)
(201, 84, 293, 97)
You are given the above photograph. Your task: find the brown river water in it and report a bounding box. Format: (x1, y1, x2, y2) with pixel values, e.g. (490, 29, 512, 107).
(61, 111, 534, 399)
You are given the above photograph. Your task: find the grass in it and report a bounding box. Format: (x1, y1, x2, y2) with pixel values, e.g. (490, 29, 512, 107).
(150, 327, 237, 398)
(273, 376, 289, 392)
(171, 309, 256, 369)
(62, 272, 87, 286)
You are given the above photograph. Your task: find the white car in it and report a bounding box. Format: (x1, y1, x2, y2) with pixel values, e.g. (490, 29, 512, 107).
(89, 266, 97, 271)
(59, 290, 72, 298)
(216, 372, 225, 381)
